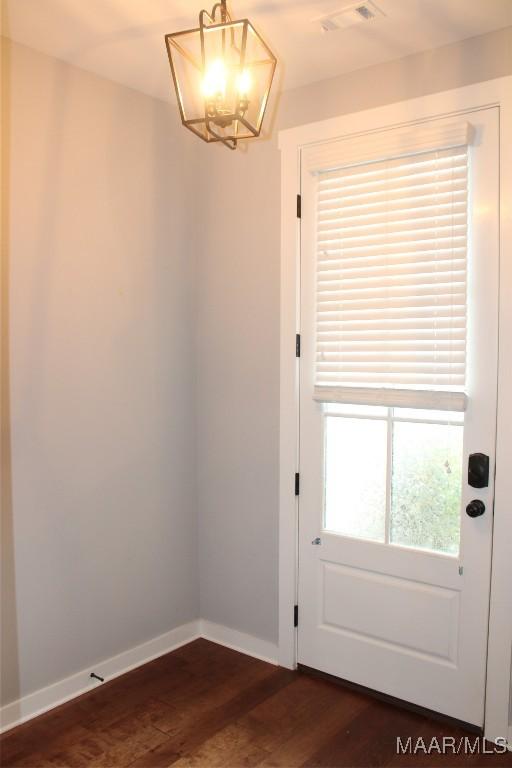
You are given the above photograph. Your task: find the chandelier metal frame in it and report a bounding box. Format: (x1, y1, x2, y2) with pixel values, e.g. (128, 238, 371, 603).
(165, 0, 277, 149)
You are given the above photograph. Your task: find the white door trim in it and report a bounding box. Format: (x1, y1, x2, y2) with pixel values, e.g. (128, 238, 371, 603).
(278, 76, 512, 745)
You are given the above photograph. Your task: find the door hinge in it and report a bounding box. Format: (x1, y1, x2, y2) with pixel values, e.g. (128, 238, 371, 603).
(296, 194, 301, 219)
(294, 604, 298, 627)
(295, 333, 301, 358)
(294, 472, 300, 496)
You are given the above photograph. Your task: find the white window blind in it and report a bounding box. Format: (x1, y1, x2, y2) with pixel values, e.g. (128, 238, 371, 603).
(313, 141, 469, 411)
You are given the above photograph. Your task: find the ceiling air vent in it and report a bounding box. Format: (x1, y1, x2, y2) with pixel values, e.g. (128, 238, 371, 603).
(316, 1, 385, 33)
(355, 4, 375, 19)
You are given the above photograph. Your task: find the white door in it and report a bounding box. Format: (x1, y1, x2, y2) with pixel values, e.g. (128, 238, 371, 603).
(298, 108, 499, 727)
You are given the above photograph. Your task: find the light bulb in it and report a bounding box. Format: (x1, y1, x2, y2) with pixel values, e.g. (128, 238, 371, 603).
(202, 59, 227, 98)
(236, 69, 251, 98)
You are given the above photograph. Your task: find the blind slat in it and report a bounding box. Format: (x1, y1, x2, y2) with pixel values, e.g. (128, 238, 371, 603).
(317, 217, 467, 241)
(317, 167, 467, 200)
(319, 319, 465, 327)
(318, 204, 467, 231)
(318, 194, 467, 220)
(319, 335, 466, 342)
(317, 181, 467, 212)
(318, 274, 467, 291)
(318, 258, 466, 275)
(319, 242, 467, 258)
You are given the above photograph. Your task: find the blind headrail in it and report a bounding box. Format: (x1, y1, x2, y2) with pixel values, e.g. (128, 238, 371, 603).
(305, 120, 473, 175)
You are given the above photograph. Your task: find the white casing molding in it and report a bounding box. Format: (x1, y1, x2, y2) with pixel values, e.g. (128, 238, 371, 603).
(279, 76, 512, 747)
(0, 620, 278, 734)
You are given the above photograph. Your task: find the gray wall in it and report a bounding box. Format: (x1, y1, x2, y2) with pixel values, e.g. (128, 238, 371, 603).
(196, 26, 512, 644)
(1, 40, 201, 705)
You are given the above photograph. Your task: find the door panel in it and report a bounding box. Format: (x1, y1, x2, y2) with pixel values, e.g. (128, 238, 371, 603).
(321, 562, 459, 662)
(298, 108, 499, 726)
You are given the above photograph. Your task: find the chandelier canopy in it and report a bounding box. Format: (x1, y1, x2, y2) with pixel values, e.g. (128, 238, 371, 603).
(165, 1, 277, 150)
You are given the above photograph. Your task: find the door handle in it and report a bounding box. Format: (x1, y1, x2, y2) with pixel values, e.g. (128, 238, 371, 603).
(468, 453, 489, 488)
(311, 537, 321, 545)
(466, 500, 485, 518)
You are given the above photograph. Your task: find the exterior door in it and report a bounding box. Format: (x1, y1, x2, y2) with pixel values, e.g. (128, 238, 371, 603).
(298, 107, 499, 726)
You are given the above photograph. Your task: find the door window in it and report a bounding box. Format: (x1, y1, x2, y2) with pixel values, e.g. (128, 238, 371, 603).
(324, 404, 463, 555)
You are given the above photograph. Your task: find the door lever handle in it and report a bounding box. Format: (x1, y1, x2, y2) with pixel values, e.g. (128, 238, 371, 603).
(311, 537, 321, 545)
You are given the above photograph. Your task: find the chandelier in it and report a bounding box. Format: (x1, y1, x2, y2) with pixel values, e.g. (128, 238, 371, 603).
(165, 1, 277, 150)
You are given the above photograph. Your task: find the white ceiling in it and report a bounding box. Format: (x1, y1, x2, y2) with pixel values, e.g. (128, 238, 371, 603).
(2, 0, 512, 101)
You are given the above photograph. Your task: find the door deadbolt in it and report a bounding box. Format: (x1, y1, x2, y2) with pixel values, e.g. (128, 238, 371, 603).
(468, 453, 489, 488)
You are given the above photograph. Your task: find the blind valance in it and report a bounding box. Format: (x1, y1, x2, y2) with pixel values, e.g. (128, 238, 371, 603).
(304, 120, 473, 174)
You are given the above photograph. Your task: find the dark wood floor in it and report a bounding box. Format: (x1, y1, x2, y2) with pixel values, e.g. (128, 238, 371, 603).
(1, 639, 511, 768)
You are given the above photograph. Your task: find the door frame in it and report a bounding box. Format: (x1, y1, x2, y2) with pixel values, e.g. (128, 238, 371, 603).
(278, 76, 512, 746)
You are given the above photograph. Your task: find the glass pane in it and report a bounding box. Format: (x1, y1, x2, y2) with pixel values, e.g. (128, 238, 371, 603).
(324, 403, 388, 418)
(390, 422, 463, 555)
(324, 417, 387, 542)
(393, 408, 464, 424)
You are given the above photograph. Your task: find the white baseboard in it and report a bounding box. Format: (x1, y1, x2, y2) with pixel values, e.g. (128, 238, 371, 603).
(0, 619, 279, 734)
(0, 620, 201, 734)
(200, 619, 278, 666)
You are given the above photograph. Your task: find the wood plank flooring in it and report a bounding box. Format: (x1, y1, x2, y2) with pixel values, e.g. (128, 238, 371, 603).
(1, 639, 511, 767)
